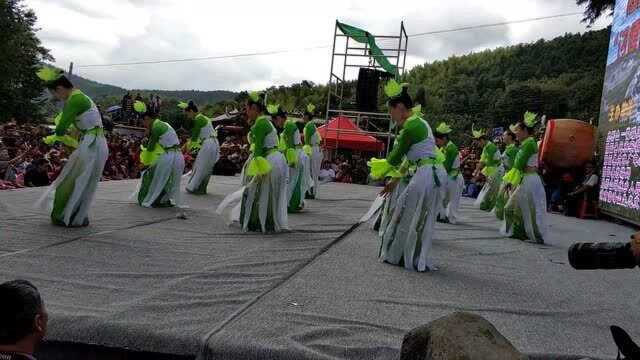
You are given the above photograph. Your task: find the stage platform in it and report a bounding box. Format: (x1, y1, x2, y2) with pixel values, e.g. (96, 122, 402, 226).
(0, 177, 637, 360)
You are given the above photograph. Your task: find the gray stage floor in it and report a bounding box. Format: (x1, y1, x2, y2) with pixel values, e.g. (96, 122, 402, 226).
(0, 177, 637, 360)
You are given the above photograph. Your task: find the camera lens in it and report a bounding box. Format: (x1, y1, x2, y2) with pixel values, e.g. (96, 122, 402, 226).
(568, 242, 637, 270)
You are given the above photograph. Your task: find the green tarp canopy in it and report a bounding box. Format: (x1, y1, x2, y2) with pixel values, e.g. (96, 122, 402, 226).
(337, 21, 398, 78)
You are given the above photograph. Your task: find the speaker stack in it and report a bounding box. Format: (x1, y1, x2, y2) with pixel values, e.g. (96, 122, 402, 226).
(356, 68, 389, 113)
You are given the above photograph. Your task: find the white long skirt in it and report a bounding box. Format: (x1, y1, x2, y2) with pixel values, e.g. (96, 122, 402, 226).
(38, 133, 108, 227)
(375, 179, 408, 233)
(186, 137, 220, 194)
(474, 167, 504, 212)
(379, 165, 447, 272)
(500, 173, 548, 243)
(443, 174, 464, 224)
(287, 148, 313, 211)
(217, 151, 289, 233)
(306, 145, 322, 198)
(136, 150, 185, 208)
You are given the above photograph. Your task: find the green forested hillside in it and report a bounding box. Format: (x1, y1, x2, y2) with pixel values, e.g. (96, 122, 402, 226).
(247, 28, 610, 143)
(67, 74, 236, 109)
(404, 28, 610, 136)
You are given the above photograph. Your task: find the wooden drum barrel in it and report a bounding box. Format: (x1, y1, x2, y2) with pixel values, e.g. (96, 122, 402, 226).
(540, 119, 596, 169)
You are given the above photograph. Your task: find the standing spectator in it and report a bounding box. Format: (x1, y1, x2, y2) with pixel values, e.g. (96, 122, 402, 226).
(0, 280, 48, 360)
(24, 159, 50, 187)
(134, 93, 143, 126)
(121, 92, 133, 125)
(155, 95, 162, 112)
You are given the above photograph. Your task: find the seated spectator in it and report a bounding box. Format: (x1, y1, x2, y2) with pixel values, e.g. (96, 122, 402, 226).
(549, 172, 575, 213)
(566, 161, 599, 216)
(24, 159, 50, 187)
(318, 161, 336, 182)
(0, 147, 29, 183)
(464, 174, 485, 198)
(336, 163, 353, 183)
(0, 280, 48, 360)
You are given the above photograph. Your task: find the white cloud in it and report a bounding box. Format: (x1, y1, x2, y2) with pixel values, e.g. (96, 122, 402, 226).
(26, 0, 612, 91)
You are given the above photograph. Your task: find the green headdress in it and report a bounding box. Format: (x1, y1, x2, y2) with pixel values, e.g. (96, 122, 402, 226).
(305, 103, 316, 115)
(133, 101, 147, 114)
(523, 111, 538, 128)
(267, 103, 280, 116)
(435, 122, 452, 135)
(36, 66, 63, 82)
(384, 79, 409, 100)
(248, 91, 263, 104)
(177, 101, 189, 110)
(471, 124, 485, 139)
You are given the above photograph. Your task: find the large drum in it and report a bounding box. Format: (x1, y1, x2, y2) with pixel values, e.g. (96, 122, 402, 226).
(540, 119, 596, 168)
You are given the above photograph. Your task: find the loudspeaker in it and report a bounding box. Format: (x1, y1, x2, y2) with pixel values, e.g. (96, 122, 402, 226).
(356, 68, 384, 112)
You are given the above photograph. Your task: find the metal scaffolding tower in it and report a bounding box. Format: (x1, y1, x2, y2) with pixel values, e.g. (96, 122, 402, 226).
(325, 21, 409, 156)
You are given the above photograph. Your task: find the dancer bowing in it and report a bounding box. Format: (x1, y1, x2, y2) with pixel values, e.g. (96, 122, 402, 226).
(435, 122, 463, 224)
(179, 101, 220, 194)
(303, 104, 322, 199)
(494, 129, 519, 220)
(368, 81, 446, 272)
(134, 101, 185, 208)
(270, 104, 311, 213)
(216, 92, 288, 232)
(472, 126, 503, 212)
(36, 67, 108, 227)
(501, 112, 548, 243)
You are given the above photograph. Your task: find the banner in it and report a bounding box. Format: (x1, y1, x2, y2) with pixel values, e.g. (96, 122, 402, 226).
(598, 0, 640, 224)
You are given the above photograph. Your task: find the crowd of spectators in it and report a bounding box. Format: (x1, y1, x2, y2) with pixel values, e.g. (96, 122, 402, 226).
(0, 122, 146, 190)
(215, 135, 250, 175)
(316, 154, 370, 185)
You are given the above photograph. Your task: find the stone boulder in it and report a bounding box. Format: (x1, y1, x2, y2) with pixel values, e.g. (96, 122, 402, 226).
(400, 312, 527, 360)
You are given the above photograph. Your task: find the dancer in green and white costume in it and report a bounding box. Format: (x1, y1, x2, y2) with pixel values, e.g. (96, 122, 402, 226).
(472, 126, 504, 212)
(36, 67, 108, 227)
(368, 81, 446, 272)
(501, 112, 548, 243)
(434, 122, 463, 224)
(270, 104, 312, 213)
(303, 104, 322, 199)
(494, 128, 519, 220)
(179, 101, 220, 195)
(216, 92, 289, 233)
(135, 102, 185, 208)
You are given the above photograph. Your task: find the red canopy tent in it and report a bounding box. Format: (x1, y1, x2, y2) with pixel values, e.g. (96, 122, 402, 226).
(318, 116, 385, 152)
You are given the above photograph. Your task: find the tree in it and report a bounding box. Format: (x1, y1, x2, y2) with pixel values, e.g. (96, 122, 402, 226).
(0, 0, 52, 122)
(577, 0, 615, 25)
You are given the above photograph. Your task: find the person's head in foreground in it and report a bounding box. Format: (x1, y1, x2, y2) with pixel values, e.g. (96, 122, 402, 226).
(0, 280, 48, 358)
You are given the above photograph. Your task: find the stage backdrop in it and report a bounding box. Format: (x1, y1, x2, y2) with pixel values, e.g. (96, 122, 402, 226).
(598, 0, 640, 225)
